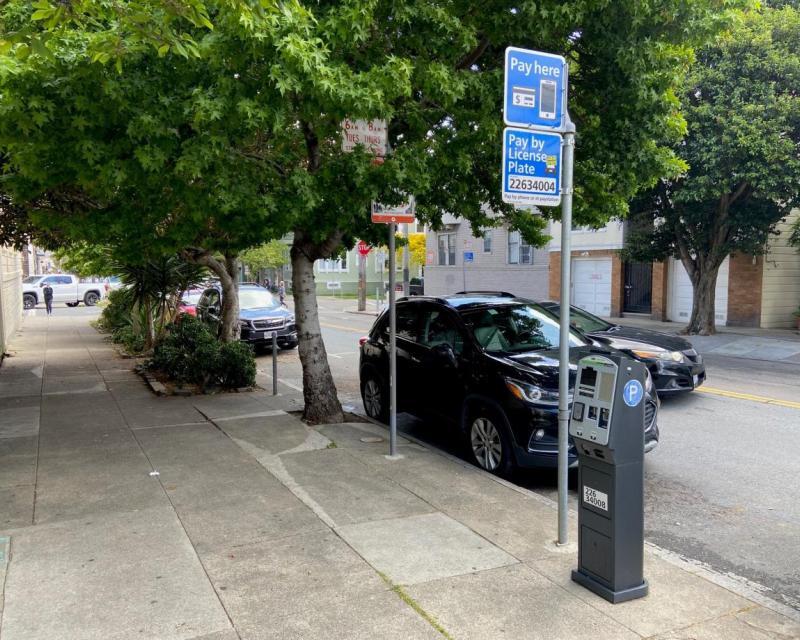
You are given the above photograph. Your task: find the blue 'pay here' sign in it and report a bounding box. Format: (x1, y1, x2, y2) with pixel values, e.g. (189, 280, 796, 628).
(501, 128, 562, 207)
(504, 47, 567, 130)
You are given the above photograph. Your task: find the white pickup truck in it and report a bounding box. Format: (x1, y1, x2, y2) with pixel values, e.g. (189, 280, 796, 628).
(22, 274, 104, 310)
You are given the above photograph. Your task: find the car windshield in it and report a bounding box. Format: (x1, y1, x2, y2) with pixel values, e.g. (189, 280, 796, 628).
(23, 276, 42, 284)
(565, 306, 613, 333)
(239, 288, 280, 310)
(462, 303, 586, 353)
(182, 291, 203, 305)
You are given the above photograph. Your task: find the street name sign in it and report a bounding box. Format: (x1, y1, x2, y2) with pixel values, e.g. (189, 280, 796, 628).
(501, 127, 562, 207)
(504, 47, 567, 131)
(341, 119, 388, 156)
(371, 197, 416, 224)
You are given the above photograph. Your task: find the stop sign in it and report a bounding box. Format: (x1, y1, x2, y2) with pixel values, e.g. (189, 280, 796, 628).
(357, 240, 371, 256)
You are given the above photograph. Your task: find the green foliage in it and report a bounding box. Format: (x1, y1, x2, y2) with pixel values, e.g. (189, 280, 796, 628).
(98, 288, 132, 334)
(53, 242, 114, 277)
(150, 315, 256, 389)
(217, 341, 256, 388)
(240, 240, 289, 273)
(0, 0, 744, 254)
(96, 288, 149, 354)
(627, 5, 800, 265)
(150, 315, 219, 385)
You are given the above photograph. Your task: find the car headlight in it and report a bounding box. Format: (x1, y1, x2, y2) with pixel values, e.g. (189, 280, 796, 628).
(287, 314, 295, 324)
(238, 320, 252, 329)
(505, 378, 561, 406)
(631, 349, 684, 363)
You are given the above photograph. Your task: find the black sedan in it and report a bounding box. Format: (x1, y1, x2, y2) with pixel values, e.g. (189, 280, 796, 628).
(538, 302, 706, 394)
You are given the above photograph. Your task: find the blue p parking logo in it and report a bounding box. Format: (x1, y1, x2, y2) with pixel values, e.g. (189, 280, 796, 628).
(623, 380, 644, 408)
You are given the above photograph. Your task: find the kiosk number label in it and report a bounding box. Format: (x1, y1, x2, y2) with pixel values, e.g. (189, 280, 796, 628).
(583, 486, 609, 512)
(507, 177, 557, 193)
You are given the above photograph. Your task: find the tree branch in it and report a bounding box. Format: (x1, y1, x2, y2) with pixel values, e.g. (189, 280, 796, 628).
(456, 36, 490, 70)
(301, 121, 321, 173)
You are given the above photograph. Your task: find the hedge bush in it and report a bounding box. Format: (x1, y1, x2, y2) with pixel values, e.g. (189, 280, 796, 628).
(150, 315, 256, 390)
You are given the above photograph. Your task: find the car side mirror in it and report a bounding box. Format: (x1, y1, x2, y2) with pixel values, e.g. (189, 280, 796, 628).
(431, 343, 457, 367)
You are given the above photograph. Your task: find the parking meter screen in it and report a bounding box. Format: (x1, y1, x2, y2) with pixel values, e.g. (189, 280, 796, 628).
(579, 367, 597, 396)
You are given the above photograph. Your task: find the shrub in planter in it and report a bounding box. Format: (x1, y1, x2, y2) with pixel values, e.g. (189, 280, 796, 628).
(98, 288, 132, 334)
(217, 341, 256, 388)
(151, 315, 218, 385)
(150, 315, 256, 390)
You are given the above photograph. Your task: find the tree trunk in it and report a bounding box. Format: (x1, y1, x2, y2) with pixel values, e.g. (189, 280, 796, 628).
(686, 263, 721, 335)
(218, 254, 240, 343)
(182, 249, 240, 342)
(143, 299, 156, 352)
(291, 238, 344, 424)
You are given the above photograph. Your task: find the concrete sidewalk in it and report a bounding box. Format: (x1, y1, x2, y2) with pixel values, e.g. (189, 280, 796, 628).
(1, 314, 799, 640)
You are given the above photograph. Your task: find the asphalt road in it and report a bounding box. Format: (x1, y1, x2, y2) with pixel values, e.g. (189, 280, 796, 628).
(33, 300, 800, 612)
(260, 297, 800, 613)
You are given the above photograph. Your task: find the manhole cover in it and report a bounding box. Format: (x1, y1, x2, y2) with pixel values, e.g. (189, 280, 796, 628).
(360, 436, 384, 444)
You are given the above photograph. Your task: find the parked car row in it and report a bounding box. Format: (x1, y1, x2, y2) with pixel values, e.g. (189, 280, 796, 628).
(358, 291, 705, 476)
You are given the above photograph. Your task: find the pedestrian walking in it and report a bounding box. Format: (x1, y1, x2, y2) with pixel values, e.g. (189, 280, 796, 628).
(41, 282, 54, 315)
(264, 277, 271, 290)
(278, 281, 286, 307)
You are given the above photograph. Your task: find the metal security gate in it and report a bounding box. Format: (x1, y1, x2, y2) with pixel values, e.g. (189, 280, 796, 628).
(623, 262, 652, 314)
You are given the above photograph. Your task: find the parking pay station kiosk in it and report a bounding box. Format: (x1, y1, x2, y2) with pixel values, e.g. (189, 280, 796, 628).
(570, 353, 648, 603)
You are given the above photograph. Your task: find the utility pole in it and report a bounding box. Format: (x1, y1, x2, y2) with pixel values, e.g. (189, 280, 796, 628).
(358, 252, 367, 311)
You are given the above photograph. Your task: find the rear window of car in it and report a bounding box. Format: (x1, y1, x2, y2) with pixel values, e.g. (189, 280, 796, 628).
(371, 305, 421, 342)
(461, 303, 586, 353)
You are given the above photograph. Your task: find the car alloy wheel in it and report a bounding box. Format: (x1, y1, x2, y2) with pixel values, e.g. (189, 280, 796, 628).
(363, 379, 383, 420)
(471, 417, 503, 472)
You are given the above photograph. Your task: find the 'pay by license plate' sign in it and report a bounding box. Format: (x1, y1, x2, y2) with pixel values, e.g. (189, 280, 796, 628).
(583, 485, 608, 512)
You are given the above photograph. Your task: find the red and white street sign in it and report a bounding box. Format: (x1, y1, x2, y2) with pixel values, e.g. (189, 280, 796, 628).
(371, 198, 416, 224)
(341, 119, 388, 156)
(357, 240, 371, 256)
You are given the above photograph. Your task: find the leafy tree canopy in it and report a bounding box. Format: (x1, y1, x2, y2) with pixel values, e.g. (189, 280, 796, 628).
(625, 5, 800, 333)
(0, 0, 742, 249)
(52, 241, 114, 277)
(240, 239, 289, 273)
(0, 0, 745, 418)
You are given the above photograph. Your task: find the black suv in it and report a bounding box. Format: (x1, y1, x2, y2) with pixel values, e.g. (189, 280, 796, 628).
(197, 284, 297, 349)
(359, 293, 659, 475)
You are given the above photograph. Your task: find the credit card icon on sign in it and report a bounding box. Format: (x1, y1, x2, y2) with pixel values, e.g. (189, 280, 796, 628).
(512, 86, 536, 108)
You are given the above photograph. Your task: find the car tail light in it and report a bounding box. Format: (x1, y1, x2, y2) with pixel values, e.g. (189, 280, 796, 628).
(359, 336, 369, 347)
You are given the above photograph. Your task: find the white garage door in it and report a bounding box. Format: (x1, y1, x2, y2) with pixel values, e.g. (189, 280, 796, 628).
(571, 258, 612, 316)
(668, 257, 729, 326)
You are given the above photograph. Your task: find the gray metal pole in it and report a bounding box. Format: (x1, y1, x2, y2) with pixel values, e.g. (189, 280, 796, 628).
(402, 223, 410, 297)
(557, 118, 576, 546)
(388, 223, 397, 456)
(272, 331, 278, 396)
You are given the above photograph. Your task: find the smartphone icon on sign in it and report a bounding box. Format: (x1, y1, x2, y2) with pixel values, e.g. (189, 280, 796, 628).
(539, 79, 557, 120)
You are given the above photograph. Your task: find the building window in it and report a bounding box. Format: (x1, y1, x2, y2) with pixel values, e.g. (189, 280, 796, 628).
(438, 233, 456, 266)
(483, 231, 492, 253)
(317, 255, 349, 273)
(508, 231, 533, 265)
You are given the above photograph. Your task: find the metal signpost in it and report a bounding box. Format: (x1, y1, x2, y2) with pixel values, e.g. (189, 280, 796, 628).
(372, 204, 416, 458)
(357, 241, 370, 312)
(502, 46, 573, 546)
